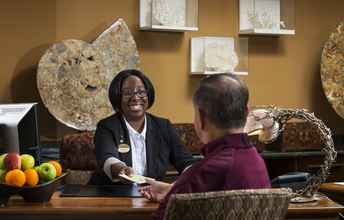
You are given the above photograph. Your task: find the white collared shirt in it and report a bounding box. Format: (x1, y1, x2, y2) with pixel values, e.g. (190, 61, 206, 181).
(123, 116, 147, 176)
(103, 116, 147, 181)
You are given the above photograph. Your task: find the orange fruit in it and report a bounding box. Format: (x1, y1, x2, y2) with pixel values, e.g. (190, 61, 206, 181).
(49, 160, 62, 177)
(5, 169, 26, 187)
(24, 168, 39, 186)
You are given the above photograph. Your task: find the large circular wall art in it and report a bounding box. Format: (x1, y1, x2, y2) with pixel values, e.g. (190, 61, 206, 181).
(37, 39, 111, 131)
(321, 22, 344, 119)
(37, 19, 140, 131)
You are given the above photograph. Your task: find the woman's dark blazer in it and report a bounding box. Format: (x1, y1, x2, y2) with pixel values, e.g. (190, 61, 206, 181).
(90, 112, 195, 185)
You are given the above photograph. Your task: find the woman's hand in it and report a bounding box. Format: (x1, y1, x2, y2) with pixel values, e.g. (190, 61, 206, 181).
(139, 178, 172, 202)
(111, 163, 134, 178)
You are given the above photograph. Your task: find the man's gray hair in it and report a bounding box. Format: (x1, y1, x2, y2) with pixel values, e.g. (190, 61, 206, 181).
(193, 73, 249, 129)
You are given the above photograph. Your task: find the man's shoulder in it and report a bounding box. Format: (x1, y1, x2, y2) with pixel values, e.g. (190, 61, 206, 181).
(195, 152, 234, 174)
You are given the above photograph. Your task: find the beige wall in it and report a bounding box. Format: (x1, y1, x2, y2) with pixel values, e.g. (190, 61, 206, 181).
(0, 1, 57, 137)
(1, 0, 344, 139)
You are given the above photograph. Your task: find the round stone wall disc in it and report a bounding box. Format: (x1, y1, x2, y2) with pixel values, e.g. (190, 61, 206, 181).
(37, 39, 113, 131)
(321, 22, 344, 119)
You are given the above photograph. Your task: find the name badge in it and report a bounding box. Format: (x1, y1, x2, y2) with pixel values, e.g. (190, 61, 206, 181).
(118, 143, 130, 153)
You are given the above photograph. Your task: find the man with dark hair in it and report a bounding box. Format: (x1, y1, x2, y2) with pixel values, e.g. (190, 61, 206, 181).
(140, 73, 271, 220)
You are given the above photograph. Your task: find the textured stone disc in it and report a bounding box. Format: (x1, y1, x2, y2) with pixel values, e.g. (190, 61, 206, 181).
(37, 39, 113, 131)
(93, 18, 140, 77)
(321, 22, 344, 119)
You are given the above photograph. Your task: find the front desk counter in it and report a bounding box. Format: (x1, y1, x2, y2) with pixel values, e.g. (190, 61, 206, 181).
(0, 192, 343, 220)
(320, 182, 344, 206)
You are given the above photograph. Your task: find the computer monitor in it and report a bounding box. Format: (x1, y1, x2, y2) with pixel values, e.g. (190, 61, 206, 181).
(0, 103, 40, 163)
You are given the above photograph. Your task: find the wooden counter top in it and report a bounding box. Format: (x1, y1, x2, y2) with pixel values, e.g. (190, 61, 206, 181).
(1, 192, 343, 220)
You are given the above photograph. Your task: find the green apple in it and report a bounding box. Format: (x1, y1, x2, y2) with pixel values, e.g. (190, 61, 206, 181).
(0, 169, 6, 183)
(0, 154, 6, 169)
(21, 154, 35, 170)
(38, 162, 56, 182)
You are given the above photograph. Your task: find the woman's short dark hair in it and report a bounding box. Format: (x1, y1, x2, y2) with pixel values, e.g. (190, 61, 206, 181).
(193, 73, 249, 129)
(108, 69, 155, 112)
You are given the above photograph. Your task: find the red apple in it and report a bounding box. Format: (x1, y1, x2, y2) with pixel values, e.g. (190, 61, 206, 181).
(4, 153, 21, 170)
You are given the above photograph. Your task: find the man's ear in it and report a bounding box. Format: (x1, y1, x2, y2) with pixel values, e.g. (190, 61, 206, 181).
(198, 109, 206, 130)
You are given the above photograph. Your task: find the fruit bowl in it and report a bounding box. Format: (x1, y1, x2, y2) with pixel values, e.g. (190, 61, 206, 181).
(0, 172, 68, 206)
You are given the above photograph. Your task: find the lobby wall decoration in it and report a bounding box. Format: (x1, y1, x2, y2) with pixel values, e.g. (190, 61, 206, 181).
(139, 0, 198, 32)
(191, 37, 248, 75)
(37, 19, 140, 131)
(93, 19, 140, 78)
(243, 0, 281, 30)
(321, 22, 344, 119)
(239, 0, 295, 35)
(152, 0, 186, 27)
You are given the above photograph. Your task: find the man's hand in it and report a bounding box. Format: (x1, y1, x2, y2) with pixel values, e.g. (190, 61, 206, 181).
(139, 178, 172, 202)
(111, 163, 134, 178)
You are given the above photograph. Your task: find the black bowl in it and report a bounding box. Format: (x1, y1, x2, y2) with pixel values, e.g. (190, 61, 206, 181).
(0, 172, 68, 206)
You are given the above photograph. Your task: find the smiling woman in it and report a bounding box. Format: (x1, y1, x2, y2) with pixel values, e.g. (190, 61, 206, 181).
(119, 75, 150, 124)
(89, 69, 195, 185)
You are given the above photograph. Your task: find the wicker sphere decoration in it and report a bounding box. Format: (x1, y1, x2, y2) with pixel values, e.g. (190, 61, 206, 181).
(250, 106, 337, 200)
